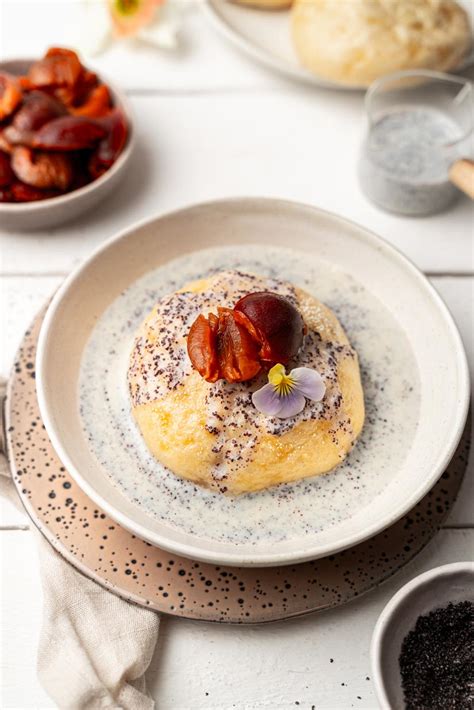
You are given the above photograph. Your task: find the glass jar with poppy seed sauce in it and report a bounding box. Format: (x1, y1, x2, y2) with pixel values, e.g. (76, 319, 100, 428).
(358, 70, 474, 216)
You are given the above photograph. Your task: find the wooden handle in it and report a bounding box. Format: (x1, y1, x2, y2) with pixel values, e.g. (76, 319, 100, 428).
(449, 159, 474, 200)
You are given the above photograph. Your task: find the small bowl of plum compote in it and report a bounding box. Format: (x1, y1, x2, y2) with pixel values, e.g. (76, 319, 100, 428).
(0, 47, 134, 230)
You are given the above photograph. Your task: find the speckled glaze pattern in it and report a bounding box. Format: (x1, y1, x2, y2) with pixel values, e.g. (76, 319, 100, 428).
(4, 308, 471, 624)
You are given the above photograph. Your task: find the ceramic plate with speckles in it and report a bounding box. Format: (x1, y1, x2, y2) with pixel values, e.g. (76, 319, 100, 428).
(35, 199, 469, 566)
(5, 308, 471, 622)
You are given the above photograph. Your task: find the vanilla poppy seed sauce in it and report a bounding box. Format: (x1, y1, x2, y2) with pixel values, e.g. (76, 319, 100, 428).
(79, 245, 420, 544)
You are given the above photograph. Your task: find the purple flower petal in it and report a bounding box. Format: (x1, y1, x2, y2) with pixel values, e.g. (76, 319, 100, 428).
(252, 383, 282, 416)
(274, 390, 306, 419)
(291, 367, 326, 401)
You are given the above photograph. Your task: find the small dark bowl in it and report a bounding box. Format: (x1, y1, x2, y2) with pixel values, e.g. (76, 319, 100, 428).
(371, 562, 474, 709)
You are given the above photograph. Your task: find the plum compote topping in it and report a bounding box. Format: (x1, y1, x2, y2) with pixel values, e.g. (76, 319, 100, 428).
(187, 291, 306, 383)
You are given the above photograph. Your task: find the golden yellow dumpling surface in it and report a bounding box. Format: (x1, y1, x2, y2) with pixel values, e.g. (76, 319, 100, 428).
(128, 271, 364, 495)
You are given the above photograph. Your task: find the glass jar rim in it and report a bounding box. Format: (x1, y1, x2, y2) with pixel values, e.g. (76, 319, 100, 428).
(365, 69, 474, 149)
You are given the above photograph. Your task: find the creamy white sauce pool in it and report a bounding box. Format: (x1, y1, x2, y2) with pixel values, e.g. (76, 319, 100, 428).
(79, 245, 420, 544)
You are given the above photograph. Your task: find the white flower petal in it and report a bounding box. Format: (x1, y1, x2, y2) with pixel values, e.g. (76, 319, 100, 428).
(274, 391, 306, 419)
(291, 367, 326, 401)
(139, 0, 188, 50)
(75, 0, 112, 57)
(252, 383, 282, 416)
(139, 23, 178, 50)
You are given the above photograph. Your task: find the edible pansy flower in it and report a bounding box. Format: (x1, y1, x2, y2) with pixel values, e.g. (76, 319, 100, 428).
(77, 0, 185, 55)
(108, 0, 163, 38)
(252, 363, 326, 419)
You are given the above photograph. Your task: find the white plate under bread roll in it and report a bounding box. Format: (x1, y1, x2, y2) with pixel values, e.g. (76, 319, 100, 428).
(230, 0, 292, 8)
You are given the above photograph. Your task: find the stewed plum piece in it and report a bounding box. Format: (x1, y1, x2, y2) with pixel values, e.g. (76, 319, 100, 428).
(32, 116, 106, 151)
(187, 291, 306, 383)
(187, 308, 261, 383)
(234, 291, 305, 364)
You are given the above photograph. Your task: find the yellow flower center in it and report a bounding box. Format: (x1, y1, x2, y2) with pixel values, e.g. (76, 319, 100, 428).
(114, 0, 140, 16)
(268, 364, 295, 397)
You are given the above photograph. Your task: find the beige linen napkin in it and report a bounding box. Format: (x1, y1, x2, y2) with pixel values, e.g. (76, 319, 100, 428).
(0, 378, 160, 710)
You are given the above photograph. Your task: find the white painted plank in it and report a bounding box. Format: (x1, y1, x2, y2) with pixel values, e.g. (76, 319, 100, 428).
(0, 0, 283, 92)
(0, 531, 53, 710)
(0, 492, 28, 531)
(0, 499, 28, 530)
(0, 276, 472, 527)
(1, 94, 472, 275)
(0, 276, 62, 376)
(430, 277, 473, 395)
(0, 529, 472, 709)
(0, 276, 62, 529)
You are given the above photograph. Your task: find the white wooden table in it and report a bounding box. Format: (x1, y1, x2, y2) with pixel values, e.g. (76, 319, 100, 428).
(1, 3, 473, 708)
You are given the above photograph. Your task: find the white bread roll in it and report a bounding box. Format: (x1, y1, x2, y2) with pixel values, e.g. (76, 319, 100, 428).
(292, 0, 472, 86)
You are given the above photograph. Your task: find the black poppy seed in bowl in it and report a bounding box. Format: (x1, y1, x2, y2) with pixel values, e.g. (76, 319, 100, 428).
(399, 600, 474, 710)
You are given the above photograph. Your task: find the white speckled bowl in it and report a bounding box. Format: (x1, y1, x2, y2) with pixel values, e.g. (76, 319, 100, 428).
(0, 59, 134, 231)
(36, 198, 470, 566)
(371, 562, 474, 709)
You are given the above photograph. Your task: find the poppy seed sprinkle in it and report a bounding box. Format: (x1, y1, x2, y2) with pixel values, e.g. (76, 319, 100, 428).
(399, 600, 474, 709)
